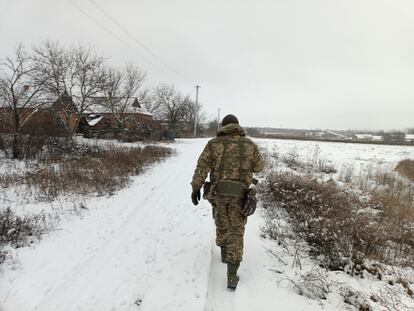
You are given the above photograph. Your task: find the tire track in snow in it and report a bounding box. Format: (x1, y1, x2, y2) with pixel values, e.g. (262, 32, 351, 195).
(1, 139, 213, 311)
(32, 155, 181, 311)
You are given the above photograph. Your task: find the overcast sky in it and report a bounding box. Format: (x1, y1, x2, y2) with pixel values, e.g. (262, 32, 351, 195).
(1, 0, 413, 130)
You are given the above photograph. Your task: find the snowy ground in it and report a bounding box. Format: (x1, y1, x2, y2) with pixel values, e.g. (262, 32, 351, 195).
(0, 138, 413, 311)
(256, 138, 414, 174)
(255, 138, 414, 311)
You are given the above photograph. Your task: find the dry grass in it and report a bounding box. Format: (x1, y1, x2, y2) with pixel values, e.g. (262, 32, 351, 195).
(338, 164, 354, 183)
(281, 149, 304, 170)
(369, 181, 414, 265)
(0, 208, 52, 248)
(0, 145, 172, 200)
(0, 143, 172, 265)
(0, 207, 56, 265)
(285, 269, 332, 300)
(395, 159, 414, 182)
(259, 170, 414, 270)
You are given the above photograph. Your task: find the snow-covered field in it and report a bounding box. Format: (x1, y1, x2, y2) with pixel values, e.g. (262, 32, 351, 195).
(0, 138, 413, 311)
(256, 138, 414, 173)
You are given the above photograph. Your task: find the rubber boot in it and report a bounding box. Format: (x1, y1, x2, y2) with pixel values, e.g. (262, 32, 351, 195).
(227, 263, 240, 290)
(220, 246, 227, 263)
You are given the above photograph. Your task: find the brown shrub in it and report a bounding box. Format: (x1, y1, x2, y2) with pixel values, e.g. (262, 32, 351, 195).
(0, 207, 51, 249)
(0, 207, 54, 265)
(0, 129, 70, 160)
(0, 207, 57, 265)
(395, 159, 414, 182)
(369, 181, 414, 265)
(259, 172, 414, 271)
(0, 145, 172, 200)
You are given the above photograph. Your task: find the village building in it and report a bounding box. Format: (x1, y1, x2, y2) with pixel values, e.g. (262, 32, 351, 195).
(0, 94, 155, 137)
(0, 92, 78, 135)
(78, 97, 154, 135)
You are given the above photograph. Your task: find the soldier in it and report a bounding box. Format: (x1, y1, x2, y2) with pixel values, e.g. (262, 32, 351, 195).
(191, 114, 264, 289)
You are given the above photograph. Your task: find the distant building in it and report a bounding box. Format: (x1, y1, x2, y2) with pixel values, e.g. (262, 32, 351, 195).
(325, 130, 350, 139)
(314, 131, 325, 138)
(372, 135, 384, 141)
(355, 134, 374, 140)
(405, 134, 414, 143)
(263, 131, 291, 137)
(304, 130, 352, 140)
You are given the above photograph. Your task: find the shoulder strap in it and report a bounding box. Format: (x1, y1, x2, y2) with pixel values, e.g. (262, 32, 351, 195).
(238, 137, 244, 179)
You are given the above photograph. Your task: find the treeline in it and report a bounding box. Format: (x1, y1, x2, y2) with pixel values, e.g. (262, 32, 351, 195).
(0, 41, 206, 157)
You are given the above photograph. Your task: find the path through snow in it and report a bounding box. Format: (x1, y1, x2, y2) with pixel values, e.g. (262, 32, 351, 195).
(1, 139, 343, 311)
(1, 140, 213, 311)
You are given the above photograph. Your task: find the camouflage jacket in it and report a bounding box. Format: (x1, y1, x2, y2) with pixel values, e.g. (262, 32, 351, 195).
(191, 123, 264, 191)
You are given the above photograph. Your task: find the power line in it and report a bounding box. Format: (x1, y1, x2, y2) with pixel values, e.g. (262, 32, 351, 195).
(88, 0, 187, 81)
(66, 0, 183, 80)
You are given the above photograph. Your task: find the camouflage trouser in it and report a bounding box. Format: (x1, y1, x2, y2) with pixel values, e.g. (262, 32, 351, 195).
(212, 196, 247, 264)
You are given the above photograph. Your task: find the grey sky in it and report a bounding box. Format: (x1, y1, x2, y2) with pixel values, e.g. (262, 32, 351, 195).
(1, 0, 413, 130)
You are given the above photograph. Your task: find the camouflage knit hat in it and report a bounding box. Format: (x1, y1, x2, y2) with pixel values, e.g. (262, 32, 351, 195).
(221, 114, 239, 126)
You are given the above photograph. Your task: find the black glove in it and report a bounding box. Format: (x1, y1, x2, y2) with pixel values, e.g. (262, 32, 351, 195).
(191, 189, 201, 206)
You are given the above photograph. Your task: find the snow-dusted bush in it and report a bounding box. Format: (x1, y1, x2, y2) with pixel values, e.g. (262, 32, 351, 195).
(314, 159, 337, 174)
(0, 208, 51, 248)
(340, 287, 372, 311)
(281, 149, 305, 170)
(338, 164, 354, 183)
(287, 269, 332, 300)
(342, 285, 412, 311)
(259, 171, 414, 270)
(0, 207, 54, 265)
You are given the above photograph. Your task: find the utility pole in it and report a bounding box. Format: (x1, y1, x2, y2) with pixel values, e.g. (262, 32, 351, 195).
(194, 85, 201, 137)
(217, 108, 221, 132)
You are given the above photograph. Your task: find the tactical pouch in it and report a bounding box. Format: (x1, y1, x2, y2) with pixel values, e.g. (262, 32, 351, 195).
(217, 180, 244, 197)
(202, 181, 211, 200)
(241, 187, 257, 216)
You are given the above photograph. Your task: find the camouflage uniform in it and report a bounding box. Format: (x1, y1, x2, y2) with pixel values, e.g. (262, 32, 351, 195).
(191, 123, 264, 264)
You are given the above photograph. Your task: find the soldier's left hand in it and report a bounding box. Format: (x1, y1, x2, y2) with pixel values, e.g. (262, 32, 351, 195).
(191, 189, 201, 205)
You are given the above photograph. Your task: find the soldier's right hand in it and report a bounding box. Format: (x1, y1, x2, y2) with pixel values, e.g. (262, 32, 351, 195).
(191, 189, 201, 205)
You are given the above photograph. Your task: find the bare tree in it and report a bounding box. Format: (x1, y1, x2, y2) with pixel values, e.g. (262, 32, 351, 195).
(33, 41, 108, 138)
(0, 44, 47, 158)
(152, 84, 189, 130)
(182, 99, 206, 135)
(140, 88, 158, 115)
(206, 119, 219, 136)
(104, 64, 146, 129)
(32, 41, 69, 100)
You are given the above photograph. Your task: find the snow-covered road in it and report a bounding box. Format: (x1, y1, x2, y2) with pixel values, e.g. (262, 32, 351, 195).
(0, 138, 367, 311)
(1, 139, 213, 311)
